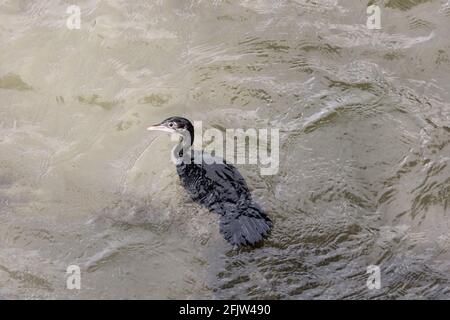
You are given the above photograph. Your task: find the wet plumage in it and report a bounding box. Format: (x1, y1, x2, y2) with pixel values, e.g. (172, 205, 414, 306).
(148, 117, 272, 246)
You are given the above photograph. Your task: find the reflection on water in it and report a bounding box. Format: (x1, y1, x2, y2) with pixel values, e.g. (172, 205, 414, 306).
(0, 0, 449, 299)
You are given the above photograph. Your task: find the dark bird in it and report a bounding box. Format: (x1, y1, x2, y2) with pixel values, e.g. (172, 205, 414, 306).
(147, 116, 272, 246)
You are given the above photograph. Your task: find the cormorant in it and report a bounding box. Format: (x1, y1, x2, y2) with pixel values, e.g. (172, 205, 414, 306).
(147, 116, 272, 246)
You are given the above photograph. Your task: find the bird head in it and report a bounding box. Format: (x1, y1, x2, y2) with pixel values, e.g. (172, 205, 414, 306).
(147, 116, 194, 145)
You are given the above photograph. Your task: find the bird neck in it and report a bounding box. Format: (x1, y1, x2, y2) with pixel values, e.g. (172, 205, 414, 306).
(172, 131, 193, 164)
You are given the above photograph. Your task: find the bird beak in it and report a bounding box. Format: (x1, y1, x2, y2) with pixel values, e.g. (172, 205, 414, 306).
(147, 123, 174, 133)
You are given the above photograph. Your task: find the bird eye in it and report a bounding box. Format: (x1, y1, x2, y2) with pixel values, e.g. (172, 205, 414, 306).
(168, 122, 174, 127)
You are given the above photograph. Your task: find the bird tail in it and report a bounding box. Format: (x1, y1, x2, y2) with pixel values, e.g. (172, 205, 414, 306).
(219, 203, 272, 247)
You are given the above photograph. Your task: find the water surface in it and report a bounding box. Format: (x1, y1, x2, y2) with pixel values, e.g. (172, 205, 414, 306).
(0, 0, 449, 299)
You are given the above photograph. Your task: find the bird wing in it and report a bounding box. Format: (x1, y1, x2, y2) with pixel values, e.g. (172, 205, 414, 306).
(219, 202, 272, 246)
(177, 152, 273, 246)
